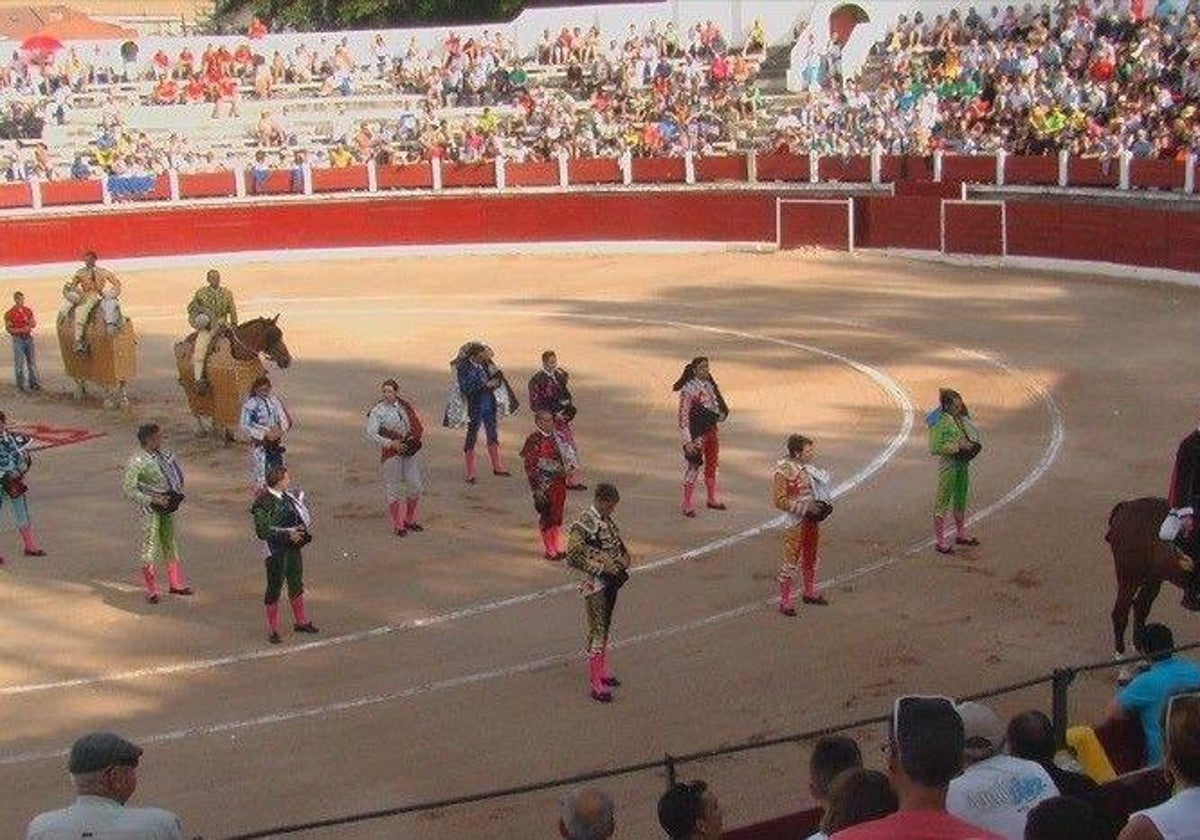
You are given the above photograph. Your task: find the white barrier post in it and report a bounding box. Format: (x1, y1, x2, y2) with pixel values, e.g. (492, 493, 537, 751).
(684, 151, 696, 185)
(495, 156, 506, 191)
(747, 150, 758, 184)
(302, 163, 313, 195)
(1119, 150, 1131, 190)
(168, 169, 180, 202)
(870, 144, 882, 185)
(1058, 148, 1070, 187)
(29, 178, 42, 210)
(933, 149, 944, 183)
(432, 156, 443, 191)
(1187, 154, 1196, 195)
(995, 149, 1006, 186)
(367, 159, 378, 193)
(558, 150, 570, 188)
(101, 176, 112, 206)
(621, 149, 632, 185)
(234, 167, 246, 198)
(809, 151, 820, 183)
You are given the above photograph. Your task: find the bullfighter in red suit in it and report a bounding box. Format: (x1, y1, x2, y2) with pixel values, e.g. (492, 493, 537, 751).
(528, 349, 586, 490)
(673, 356, 729, 517)
(521, 410, 576, 559)
(1168, 414, 1200, 611)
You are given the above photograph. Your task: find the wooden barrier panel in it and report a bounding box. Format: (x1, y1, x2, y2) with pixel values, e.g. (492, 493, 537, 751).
(441, 161, 496, 189)
(1130, 158, 1185, 191)
(631, 156, 687, 184)
(178, 171, 237, 199)
(376, 162, 433, 190)
(1068, 158, 1120, 188)
(505, 161, 559, 187)
(942, 201, 1004, 256)
(818, 155, 871, 183)
(41, 179, 104, 206)
(940, 154, 996, 184)
(249, 169, 297, 196)
(568, 157, 622, 185)
(1006, 155, 1058, 186)
(695, 155, 747, 183)
(312, 166, 369, 193)
(0, 182, 31, 209)
(756, 152, 809, 183)
(777, 199, 852, 250)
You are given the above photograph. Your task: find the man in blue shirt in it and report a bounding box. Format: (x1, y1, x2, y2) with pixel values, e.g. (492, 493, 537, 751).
(1108, 623, 1200, 765)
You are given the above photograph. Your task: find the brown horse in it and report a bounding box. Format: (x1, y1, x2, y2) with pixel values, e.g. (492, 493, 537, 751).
(174, 315, 291, 437)
(1107, 497, 1193, 668)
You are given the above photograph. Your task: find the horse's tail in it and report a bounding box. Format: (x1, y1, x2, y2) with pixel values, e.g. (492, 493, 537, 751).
(1106, 501, 1125, 544)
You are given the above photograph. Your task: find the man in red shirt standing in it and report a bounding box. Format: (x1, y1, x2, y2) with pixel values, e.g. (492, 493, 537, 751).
(5, 292, 41, 392)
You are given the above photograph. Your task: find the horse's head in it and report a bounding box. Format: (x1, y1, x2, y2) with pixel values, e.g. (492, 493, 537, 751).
(263, 314, 291, 369)
(231, 314, 291, 368)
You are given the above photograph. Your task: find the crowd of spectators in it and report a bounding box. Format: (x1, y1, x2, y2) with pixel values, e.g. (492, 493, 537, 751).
(0, 14, 772, 183)
(5, 1, 1200, 185)
(768, 0, 1200, 159)
(22, 622, 1200, 840)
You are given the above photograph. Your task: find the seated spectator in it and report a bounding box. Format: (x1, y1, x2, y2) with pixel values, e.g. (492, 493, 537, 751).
(948, 701, 1059, 840)
(836, 695, 1004, 840)
(1006, 710, 1101, 801)
(1106, 624, 1200, 767)
(26, 732, 183, 840)
(658, 779, 722, 840)
(819, 769, 898, 836)
(1118, 692, 1200, 840)
(805, 734, 863, 840)
(1025, 796, 1107, 840)
(558, 787, 615, 840)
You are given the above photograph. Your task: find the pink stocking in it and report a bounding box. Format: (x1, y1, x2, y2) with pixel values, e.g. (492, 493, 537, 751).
(290, 594, 309, 626)
(405, 496, 419, 526)
(265, 602, 280, 633)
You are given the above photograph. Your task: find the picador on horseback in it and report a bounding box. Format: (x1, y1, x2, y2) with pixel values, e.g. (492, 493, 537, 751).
(187, 269, 238, 395)
(1168, 418, 1200, 611)
(61, 251, 122, 354)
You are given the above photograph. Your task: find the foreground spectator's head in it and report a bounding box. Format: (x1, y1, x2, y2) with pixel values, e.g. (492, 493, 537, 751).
(68, 732, 143, 804)
(1166, 692, 1200, 788)
(956, 701, 1006, 765)
(1006, 710, 1056, 764)
(886, 696, 964, 795)
(558, 787, 615, 840)
(820, 768, 898, 835)
(1135, 623, 1175, 661)
(658, 780, 722, 840)
(808, 735, 862, 804)
(1023, 796, 1103, 840)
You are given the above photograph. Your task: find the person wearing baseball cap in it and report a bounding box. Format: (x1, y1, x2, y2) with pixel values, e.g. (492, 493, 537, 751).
(26, 732, 182, 839)
(946, 701, 1059, 840)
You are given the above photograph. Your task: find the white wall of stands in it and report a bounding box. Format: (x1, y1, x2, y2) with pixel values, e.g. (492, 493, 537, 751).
(46, 1, 817, 67)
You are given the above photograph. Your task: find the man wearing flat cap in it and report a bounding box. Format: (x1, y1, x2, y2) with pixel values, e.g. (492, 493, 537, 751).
(26, 732, 182, 839)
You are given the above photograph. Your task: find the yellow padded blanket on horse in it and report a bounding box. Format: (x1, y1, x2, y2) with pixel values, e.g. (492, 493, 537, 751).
(175, 334, 264, 430)
(56, 315, 137, 386)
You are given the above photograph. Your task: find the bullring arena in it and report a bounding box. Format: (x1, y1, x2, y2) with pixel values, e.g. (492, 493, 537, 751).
(1, 190, 1198, 838)
(5, 1, 1200, 837)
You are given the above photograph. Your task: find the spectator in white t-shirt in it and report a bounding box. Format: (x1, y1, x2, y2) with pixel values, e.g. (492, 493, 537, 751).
(1119, 692, 1200, 840)
(947, 702, 1060, 840)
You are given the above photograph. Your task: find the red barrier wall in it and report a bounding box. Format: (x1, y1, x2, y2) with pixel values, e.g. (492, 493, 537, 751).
(1068, 158, 1120, 188)
(695, 155, 748, 183)
(568, 157, 621, 185)
(630, 157, 686, 184)
(442, 161, 496, 189)
(0, 191, 786, 265)
(377, 162, 433, 190)
(818, 155, 871, 183)
(756, 153, 810, 183)
(943, 202, 1004, 256)
(777, 200, 851, 250)
(855, 196, 942, 250)
(1130, 158, 1185, 191)
(179, 171, 237, 199)
(506, 161, 560, 187)
(41, 179, 105, 206)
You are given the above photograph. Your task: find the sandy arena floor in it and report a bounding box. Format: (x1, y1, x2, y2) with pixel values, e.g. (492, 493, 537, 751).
(1, 249, 1198, 839)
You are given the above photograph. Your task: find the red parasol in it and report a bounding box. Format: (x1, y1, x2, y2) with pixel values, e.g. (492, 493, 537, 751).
(20, 33, 65, 54)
